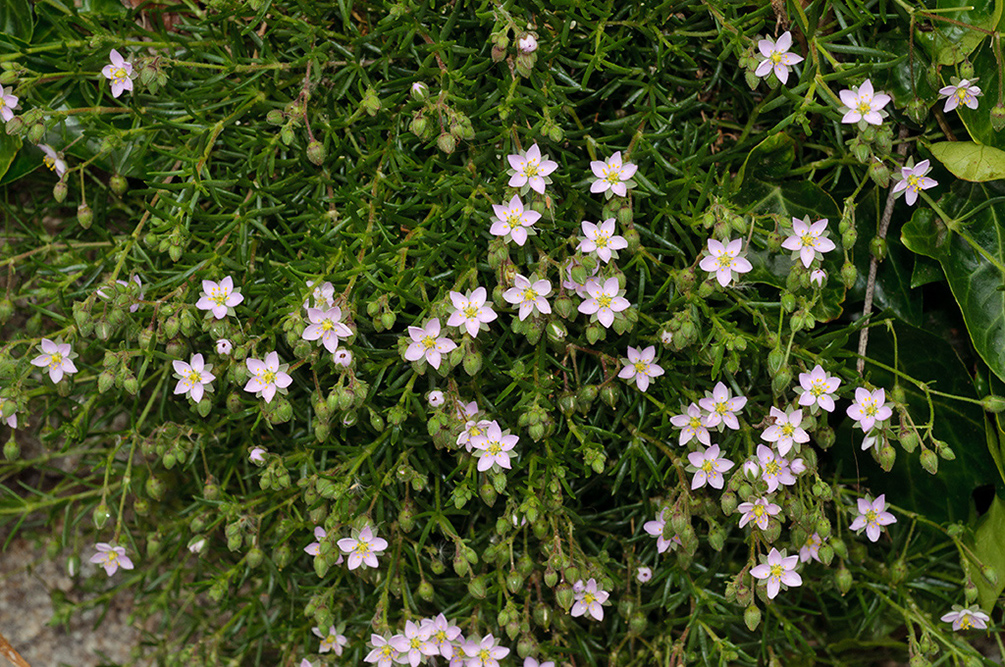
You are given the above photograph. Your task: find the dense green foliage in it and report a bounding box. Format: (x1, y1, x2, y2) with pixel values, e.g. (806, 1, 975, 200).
(3, 0, 1005, 665)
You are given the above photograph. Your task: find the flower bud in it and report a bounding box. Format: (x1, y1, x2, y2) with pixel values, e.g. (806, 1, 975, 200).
(870, 237, 888, 262)
(835, 566, 853, 594)
(920, 447, 939, 474)
(437, 132, 456, 154)
(110, 174, 128, 195)
(744, 604, 761, 631)
(146, 475, 166, 500)
(266, 109, 284, 125)
(991, 103, 1005, 132)
(246, 547, 264, 569)
(555, 582, 574, 610)
(878, 444, 896, 471)
(468, 575, 487, 599)
(868, 161, 890, 188)
(362, 89, 381, 116)
(618, 206, 635, 227)
(840, 262, 857, 289)
(479, 482, 497, 506)
(306, 140, 326, 165)
(280, 125, 294, 145)
(981, 395, 1005, 412)
(92, 503, 111, 529)
(27, 122, 45, 145)
(506, 569, 524, 594)
(410, 81, 429, 101)
(53, 180, 67, 203)
(3, 435, 19, 461)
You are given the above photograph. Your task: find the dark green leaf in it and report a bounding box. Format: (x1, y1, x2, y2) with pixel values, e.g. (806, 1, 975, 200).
(914, 0, 1002, 65)
(930, 141, 1005, 182)
(0, 132, 20, 182)
(0, 0, 33, 44)
(971, 493, 1005, 610)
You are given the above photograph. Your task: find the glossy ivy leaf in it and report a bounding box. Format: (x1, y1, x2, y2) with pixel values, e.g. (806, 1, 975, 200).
(834, 321, 998, 523)
(735, 180, 845, 321)
(930, 141, 1005, 182)
(914, 0, 1003, 66)
(910, 254, 944, 289)
(901, 181, 1005, 382)
(0, 0, 33, 46)
(956, 40, 1005, 150)
(972, 492, 1005, 611)
(735, 133, 795, 184)
(0, 132, 20, 182)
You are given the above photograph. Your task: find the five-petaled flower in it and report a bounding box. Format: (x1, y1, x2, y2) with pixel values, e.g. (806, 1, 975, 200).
(941, 606, 990, 631)
(636, 566, 652, 583)
(313, 625, 348, 655)
(216, 339, 232, 355)
(939, 79, 982, 113)
(390, 620, 438, 667)
(172, 353, 215, 403)
(846, 387, 893, 439)
(101, 49, 134, 98)
(618, 345, 664, 392)
(507, 143, 557, 194)
(839, 79, 891, 126)
(754, 31, 803, 85)
(737, 497, 781, 530)
(39, 144, 67, 178)
(337, 526, 389, 570)
(30, 338, 78, 383)
(578, 277, 630, 328)
(643, 507, 682, 553)
(334, 349, 352, 367)
(471, 421, 519, 471)
(687, 444, 734, 490)
(365, 634, 401, 667)
(797, 365, 841, 412)
(755, 444, 797, 493)
(303, 306, 352, 353)
(892, 160, 938, 206)
(577, 219, 628, 264)
(782, 217, 836, 268)
(421, 614, 462, 659)
(404, 318, 456, 370)
(244, 351, 293, 403)
(699, 238, 753, 287)
(90, 543, 134, 576)
(503, 274, 552, 321)
(590, 151, 637, 197)
(761, 406, 809, 456)
(799, 532, 823, 563)
(750, 547, 802, 599)
(699, 381, 747, 430)
(428, 390, 445, 407)
(849, 494, 896, 542)
(196, 277, 244, 320)
(447, 287, 497, 337)
(304, 526, 326, 556)
(490, 195, 541, 246)
(571, 578, 609, 620)
(463, 634, 510, 667)
(670, 402, 711, 446)
(0, 84, 19, 122)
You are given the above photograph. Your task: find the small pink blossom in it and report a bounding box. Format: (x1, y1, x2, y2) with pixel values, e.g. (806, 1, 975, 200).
(313, 625, 348, 655)
(96, 275, 143, 312)
(365, 634, 401, 667)
(89, 543, 134, 576)
(698, 381, 747, 430)
(636, 566, 652, 583)
(463, 634, 509, 667)
(196, 276, 244, 319)
(428, 391, 445, 407)
(643, 508, 681, 553)
(756, 444, 797, 493)
(839, 80, 892, 126)
(782, 217, 836, 268)
(561, 258, 599, 299)
(304, 280, 335, 310)
(249, 447, 266, 464)
(0, 84, 18, 122)
(577, 218, 628, 264)
(389, 620, 437, 667)
(846, 387, 893, 436)
(172, 353, 215, 403)
(570, 578, 609, 621)
(941, 607, 990, 631)
(304, 526, 326, 556)
(404, 318, 456, 369)
(421, 614, 462, 659)
(447, 287, 497, 337)
(670, 402, 711, 446)
(797, 365, 840, 412)
(754, 31, 803, 85)
(750, 547, 802, 599)
(30, 338, 78, 383)
(216, 339, 232, 355)
(938, 79, 982, 113)
(760, 407, 809, 456)
(892, 160, 938, 206)
(590, 151, 637, 197)
(507, 143, 557, 194)
(244, 352, 293, 403)
(698, 238, 753, 287)
(618, 345, 664, 392)
(686, 444, 734, 490)
(503, 274, 552, 321)
(457, 418, 493, 452)
(810, 269, 826, 287)
(799, 532, 823, 563)
(471, 421, 519, 472)
(518, 35, 538, 54)
(737, 497, 781, 530)
(490, 194, 541, 246)
(578, 277, 630, 328)
(334, 349, 352, 367)
(101, 49, 134, 98)
(849, 494, 896, 542)
(39, 144, 67, 178)
(302, 306, 352, 353)
(337, 526, 389, 570)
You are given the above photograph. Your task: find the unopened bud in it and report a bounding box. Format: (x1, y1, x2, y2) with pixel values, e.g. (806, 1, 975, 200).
(920, 448, 939, 474)
(991, 103, 1005, 132)
(835, 566, 853, 594)
(306, 140, 326, 165)
(410, 82, 429, 101)
(870, 237, 888, 262)
(27, 122, 45, 145)
(53, 180, 67, 203)
(110, 174, 128, 195)
(840, 262, 857, 289)
(744, 604, 761, 631)
(437, 132, 456, 154)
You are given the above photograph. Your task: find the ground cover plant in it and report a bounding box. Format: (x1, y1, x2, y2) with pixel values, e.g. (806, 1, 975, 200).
(4, 0, 1005, 665)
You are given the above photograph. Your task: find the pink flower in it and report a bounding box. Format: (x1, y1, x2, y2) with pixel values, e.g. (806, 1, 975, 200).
(799, 532, 823, 563)
(30, 338, 78, 383)
(389, 620, 438, 667)
(447, 287, 497, 337)
(507, 144, 558, 194)
(249, 447, 266, 464)
(670, 403, 711, 446)
(243, 351, 293, 403)
(578, 277, 630, 328)
(618, 345, 664, 392)
(38, 144, 67, 177)
(698, 382, 747, 430)
(421, 614, 462, 659)
(503, 274, 552, 321)
(101, 49, 134, 98)
(892, 160, 938, 206)
(839, 79, 891, 126)
(754, 31, 803, 85)
(781, 217, 836, 268)
(457, 418, 494, 452)
(490, 195, 541, 246)
(365, 634, 401, 667)
(172, 353, 215, 403)
(797, 365, 840, 412)
(463, 634, 509, 667)
(216, 338, 232, 355)
(1, 399, 16, 429)
(0, 84, 19, 122)
(471, 421, 519, 471)
(643, 508, 681, 554)
(755, 445, 796, 493)
(760, 407, 809, 456)
(698, 238, 752, 287)
(337, 526, 389, 570)
(810, 269, 826, 287)
(89, 543, 134, 576)
(737, 497, 781, 530)
(518, 35, 538, 54)
(313, 625, 348, 655)
(404, 318, 456, 369)
(846, 387, 893, 435)
(334, 349, 352, 367)
(686, 444, 734, 490)
(849, 494, 896, 542)
(939, 79, 982, 112)
(302, 306, 352, 353)
(570, 578, 609, 620)
(196, 277, 244, 319)
(577, 218, 628, 264)
(304, 526, 326, 556)
(428, 390, 445, 407)
(561, 258, 599, 299)
(590, 151, 637, 197)
(304, 280, 335, 310)
(941, 607, 990, 631)
(750, 548, 802, 599)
